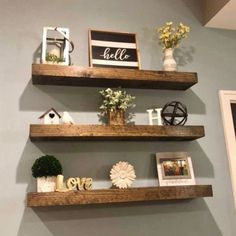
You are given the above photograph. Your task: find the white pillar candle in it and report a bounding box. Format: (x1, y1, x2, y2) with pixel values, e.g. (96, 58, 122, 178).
(49, 48, 60, 57)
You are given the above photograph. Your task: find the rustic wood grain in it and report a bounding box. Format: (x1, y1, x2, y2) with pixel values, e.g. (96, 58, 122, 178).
(29, 124, 205, 141)
(32, 64, 198, 90)
(27, 185, 213, 207)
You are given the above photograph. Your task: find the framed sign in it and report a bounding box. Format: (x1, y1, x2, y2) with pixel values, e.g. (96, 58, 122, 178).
(219, 90, 236, 208)
(156, 152, 196, 186)
(88, 29, 141, 69)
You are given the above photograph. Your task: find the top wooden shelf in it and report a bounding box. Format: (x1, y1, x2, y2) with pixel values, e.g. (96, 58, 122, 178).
(32, 64, 198, 90)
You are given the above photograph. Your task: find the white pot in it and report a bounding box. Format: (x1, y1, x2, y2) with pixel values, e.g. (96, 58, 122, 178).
(163, 48, 177, 71)
(37, 176, 56, 192)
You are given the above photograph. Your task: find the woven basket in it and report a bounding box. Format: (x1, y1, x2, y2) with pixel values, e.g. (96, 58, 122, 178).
(108, 110, 126, 125)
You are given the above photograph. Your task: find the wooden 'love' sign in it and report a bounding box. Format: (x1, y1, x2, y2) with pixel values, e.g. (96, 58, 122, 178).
(89, 29, 141, 69)
(56, 175, 92, 192)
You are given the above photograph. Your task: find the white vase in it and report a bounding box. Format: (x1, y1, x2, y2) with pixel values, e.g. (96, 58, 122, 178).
(37, 176, 56, 192)
(163, 48, 177, 71)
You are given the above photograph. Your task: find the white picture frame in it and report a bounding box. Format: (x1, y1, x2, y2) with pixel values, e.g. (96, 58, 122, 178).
(156, 152, 196, 186)
(219, 90, 236, 208)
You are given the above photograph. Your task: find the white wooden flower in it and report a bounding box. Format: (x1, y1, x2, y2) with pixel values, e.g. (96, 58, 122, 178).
(110, 161, 136, 189)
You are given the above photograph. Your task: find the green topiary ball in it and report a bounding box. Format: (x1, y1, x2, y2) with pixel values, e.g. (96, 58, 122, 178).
(31, 155, 63, 178)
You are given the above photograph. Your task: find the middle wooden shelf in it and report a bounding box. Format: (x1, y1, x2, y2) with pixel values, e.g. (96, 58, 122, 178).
(30, 124, 205, 141)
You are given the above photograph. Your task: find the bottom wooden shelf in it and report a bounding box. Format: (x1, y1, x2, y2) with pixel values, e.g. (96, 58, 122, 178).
(27, 185, 213, 207)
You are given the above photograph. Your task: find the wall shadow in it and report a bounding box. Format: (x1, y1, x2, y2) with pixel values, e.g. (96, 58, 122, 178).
(19, 80, 206, 115)
(17, 139, 214, 188)
(175, 46, 195, 67)
(33, 43, 42, 64)
(16, 139, 44, 192)
(139, 26, 162, 70)
(19, 80, 101, 112)
(17, 199, 222, 236)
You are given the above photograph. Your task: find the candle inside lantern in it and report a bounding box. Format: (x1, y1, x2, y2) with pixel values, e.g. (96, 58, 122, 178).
(48, 47, 60, 57)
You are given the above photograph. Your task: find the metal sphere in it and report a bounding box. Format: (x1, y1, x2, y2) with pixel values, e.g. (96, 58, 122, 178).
(161, 101, 188, 125)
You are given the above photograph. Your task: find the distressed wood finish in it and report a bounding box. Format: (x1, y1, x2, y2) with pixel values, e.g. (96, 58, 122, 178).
(29, 124, 205, 141)
(32, 64, 198, 90)
(27, 185, 213, 207)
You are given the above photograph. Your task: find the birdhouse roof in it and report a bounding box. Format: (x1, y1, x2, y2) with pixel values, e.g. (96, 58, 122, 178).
(39, 108, 61, 119)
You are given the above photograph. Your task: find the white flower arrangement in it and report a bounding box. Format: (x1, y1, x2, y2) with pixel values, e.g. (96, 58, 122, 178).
(99, 88, 135, 115)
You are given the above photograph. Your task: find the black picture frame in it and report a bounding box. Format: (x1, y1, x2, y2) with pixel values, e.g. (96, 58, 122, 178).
(89, 29, 141, 69)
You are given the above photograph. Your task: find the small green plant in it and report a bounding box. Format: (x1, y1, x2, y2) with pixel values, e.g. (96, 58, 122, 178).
(157, 22, 190, 49)
(31, 155, 62, 178)
(99, 88, 135, 115)
(46, 53, 65, 63)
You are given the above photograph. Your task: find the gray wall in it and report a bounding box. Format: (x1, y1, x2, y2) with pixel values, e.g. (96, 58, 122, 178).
(1, 0, 236, 235)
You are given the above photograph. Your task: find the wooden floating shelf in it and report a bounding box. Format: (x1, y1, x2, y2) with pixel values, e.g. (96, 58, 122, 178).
(27, 185, 213, 207)
(29, 124, 205, 141)
(32, 64, 198, 90)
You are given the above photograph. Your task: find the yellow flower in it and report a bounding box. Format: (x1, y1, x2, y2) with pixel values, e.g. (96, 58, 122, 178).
(166, 22, 173, 26)
(157, 21, 190, 49)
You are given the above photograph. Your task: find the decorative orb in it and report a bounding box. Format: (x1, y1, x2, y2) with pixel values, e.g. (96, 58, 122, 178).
(161, 101, 188, 125)
(110, 161, 136, 189)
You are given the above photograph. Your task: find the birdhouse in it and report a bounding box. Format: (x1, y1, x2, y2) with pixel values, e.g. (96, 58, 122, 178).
(41, 27, 72, 65)
(39, 108, 61, 124)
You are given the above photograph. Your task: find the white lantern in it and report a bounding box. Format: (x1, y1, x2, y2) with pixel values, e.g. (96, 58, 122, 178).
(41, 26, 73, 65)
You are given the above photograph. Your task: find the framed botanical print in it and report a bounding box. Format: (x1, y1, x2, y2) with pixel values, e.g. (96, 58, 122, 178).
(219, 90, 236, 208)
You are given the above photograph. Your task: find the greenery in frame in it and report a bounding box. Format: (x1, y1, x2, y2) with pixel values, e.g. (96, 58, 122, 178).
(32, 155, 63, 178)
(46, 53, 65, 63)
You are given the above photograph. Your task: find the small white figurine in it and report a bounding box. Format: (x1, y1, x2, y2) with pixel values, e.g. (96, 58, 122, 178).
(62, 111, 75, 124)
(146, 108, 163, 125)
(110, 161, 136, 189)
(39, 108, 61, 124)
